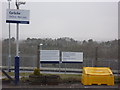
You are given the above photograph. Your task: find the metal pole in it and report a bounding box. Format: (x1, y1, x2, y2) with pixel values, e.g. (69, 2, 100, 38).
(16, 0, 19, 56)
(40, 45, 42, 68)
(59, 51, 62, 72)
(94, 47, 98, 67)
(59, 51, 61, 72)
(59, 62, 60, 72)
(37, 45, 40, 69)
(8, 0, 11, 72)
(65, 63, 66, 74)
(14, 0, 26, 85)
(16, 23, 19, 56)
(39, 44, 43, 69)
(15, 0, 20, 85)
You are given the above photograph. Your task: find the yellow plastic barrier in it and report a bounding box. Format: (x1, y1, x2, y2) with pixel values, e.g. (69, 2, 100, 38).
(81, 67, 114, 85)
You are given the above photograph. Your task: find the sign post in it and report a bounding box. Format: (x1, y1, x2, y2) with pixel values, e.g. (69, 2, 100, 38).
(65, 63, 66, 74)
(6, 0, 29, 85)
(7, 0, 12, 72)
(15, 1, 20, 85)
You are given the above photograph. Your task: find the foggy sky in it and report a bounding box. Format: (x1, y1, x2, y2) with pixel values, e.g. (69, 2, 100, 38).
(1, 1, 118, 41)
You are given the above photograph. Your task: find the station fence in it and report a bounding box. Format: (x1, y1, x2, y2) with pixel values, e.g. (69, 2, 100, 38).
(2, 54, 118, 70)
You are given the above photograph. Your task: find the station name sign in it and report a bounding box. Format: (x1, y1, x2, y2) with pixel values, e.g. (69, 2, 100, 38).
(6, 9, 30, 24)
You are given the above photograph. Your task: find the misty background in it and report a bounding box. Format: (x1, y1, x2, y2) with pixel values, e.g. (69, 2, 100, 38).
(1, 1, 119, 70)
(1, 2, 118, 41)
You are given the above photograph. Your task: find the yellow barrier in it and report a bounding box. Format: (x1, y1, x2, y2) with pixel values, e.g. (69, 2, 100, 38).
(81, 67, 114, 85)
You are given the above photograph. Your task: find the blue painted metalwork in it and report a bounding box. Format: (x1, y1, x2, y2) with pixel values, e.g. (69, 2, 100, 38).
(14, 56, 19, 85)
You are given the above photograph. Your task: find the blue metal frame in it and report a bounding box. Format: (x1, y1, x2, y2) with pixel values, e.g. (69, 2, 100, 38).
(14, 56, 19, 85)
(40, 61, 59, 63)
(6, 20, 29, 24)
(62, 61, 83, 63)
